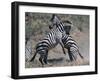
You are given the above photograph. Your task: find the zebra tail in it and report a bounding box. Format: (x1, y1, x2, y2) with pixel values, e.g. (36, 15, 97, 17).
(79, 52, 84, 59)
(30, 51, 37, 62)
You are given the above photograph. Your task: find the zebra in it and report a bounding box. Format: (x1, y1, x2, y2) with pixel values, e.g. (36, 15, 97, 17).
(62, 33, 84, 61)
(30, 25, 67, 66)
(50, 14, 83, 61)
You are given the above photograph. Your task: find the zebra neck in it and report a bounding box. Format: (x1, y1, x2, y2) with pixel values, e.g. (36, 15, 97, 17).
(56, 27, 64, 33)
(56, 23, 65, 33)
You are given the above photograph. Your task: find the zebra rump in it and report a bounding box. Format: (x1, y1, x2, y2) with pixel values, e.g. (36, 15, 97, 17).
(30, 29, 59, 66)
(62, 34, 83, 61)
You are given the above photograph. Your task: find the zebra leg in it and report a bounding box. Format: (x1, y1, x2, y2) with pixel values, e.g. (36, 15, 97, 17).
(62, 46, 66, 55)
(68, 48, 73, 61)
(68, 52, 74, 61)
(39, 50, 47, 66)
(59, 42, 66, 55)
(43, 51, 48, 64)
(39, 56, 44, 66)
(68, 48, 75, 61)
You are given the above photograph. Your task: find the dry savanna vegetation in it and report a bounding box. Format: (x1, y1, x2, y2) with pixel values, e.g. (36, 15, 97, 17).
(25, 12, 89, 68)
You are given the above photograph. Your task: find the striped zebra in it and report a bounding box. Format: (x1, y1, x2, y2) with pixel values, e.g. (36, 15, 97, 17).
(30, 25, 66, 66)
(50, 14, 83, 61)
(62, 33, 84, 61)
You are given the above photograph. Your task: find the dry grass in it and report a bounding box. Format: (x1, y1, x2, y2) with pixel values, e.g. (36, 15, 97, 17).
(25, 41, 89, 68)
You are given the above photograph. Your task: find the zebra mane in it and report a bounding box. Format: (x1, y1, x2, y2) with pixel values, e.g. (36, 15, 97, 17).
(50, 14, 55, 22)
(50, 14, 61, 23)
(50, 14, 72, 35)
(51, 14, 72, 26)
(62, 20, 72, 25)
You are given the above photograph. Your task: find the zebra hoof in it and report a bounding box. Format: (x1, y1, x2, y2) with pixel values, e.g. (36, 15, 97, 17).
(47, 62, 53, 66)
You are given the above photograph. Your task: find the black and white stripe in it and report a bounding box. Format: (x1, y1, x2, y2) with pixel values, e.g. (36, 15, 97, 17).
(30, 14, 83, 66)
(30, 27, 65, 66)
(30, 15, 70, 65)
(50, 14, 83, 61)
(62, 34, 83, 61)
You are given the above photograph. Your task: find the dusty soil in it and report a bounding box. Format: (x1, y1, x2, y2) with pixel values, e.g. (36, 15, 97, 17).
(25, 31, 89, 68)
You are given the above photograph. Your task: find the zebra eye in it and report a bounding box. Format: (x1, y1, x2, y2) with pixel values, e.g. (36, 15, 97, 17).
(49, 25, 53, 29)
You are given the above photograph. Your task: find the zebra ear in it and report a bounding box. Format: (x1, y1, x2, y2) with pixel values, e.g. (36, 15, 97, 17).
(52, 14, 56, 18)
(49, 25, 53, 30)
(50, 14, 56, 22)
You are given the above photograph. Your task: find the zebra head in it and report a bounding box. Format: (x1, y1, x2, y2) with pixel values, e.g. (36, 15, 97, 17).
(50, 14, 72, 34)
(50, 14, 61, 25)
(62, 20, 72, 35)
(49, 14, 59, 29)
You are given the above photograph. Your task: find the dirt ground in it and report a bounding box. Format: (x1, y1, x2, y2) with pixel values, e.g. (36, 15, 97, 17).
(25, 47, 89, 68)
(25, 31, 89, 68)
